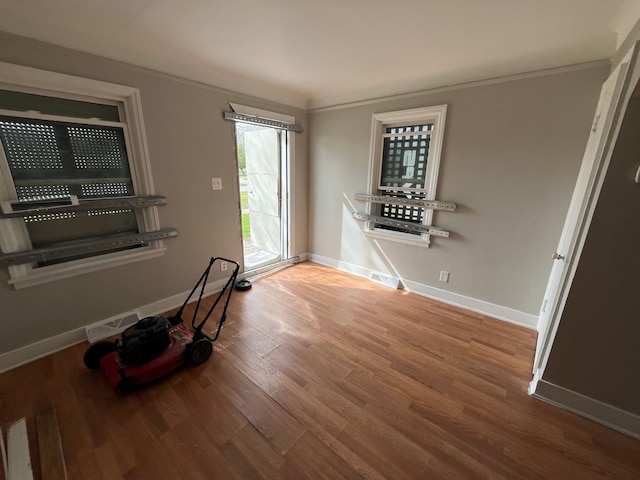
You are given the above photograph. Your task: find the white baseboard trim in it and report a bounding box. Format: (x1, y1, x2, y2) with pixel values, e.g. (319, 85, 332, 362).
(529, 368, 543, 395)
(307, 253, 538, 330)
(306, 253, 380, 281)
(402, 279, 538, 330)
(532, 379, 640, 440)
(0, 277, 229, 374)
(0, 328, 87, 374)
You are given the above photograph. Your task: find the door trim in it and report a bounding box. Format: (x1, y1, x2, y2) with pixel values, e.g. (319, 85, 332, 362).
(530, 42, 640, 393)
(230, 103, 295, 271)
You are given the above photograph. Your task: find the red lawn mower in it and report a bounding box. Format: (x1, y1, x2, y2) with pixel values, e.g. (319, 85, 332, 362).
(83, 257, 240, 392)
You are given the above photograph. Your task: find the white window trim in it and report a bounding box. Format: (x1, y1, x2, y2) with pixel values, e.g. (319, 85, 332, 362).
(365, 105, 447, 247)
(0, 61, 162, 289)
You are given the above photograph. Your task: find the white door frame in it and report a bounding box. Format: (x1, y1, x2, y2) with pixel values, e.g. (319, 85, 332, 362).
(530, 42, 640, 393)
(230, 103, 295, 266)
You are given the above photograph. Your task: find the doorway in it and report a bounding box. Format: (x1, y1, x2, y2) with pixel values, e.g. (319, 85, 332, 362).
(235, 121, 289, 270)
(530, 43, 639, 392)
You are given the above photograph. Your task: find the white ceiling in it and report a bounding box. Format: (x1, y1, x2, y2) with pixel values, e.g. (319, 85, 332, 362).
(1, 0, 639, 110)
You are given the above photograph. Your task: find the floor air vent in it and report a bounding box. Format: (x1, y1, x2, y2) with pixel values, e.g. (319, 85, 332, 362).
(85, 312, 139, 343)
(369, 271, 400, 289)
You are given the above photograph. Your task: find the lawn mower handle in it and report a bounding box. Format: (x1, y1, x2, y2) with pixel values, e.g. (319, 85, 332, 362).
(169, 257, 240, 341)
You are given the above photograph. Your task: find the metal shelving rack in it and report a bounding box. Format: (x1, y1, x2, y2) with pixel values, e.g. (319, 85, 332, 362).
(353, 193, 456, 238)
(0, 196, 176, 267)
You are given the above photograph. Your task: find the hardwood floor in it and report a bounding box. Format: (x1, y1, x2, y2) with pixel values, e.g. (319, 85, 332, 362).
(1, 261, 639, 479)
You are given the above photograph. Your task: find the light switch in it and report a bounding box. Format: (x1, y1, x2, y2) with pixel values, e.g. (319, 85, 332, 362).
(211, 177, 223, 190)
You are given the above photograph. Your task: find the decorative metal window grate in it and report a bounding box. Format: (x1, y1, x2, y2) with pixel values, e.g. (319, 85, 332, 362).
(379, 124, 432, 227)
(381, 200, 424, 225)
(0, 115, 138, 254)
(87, 208, 135, 217)
(69, 125, 127, 169)
(81, 182, 131, 197)
(16, 184, 70, 198)
(0, 117, 134, 197)
(0, 120, 62, 169)
(23, 212, 76, 223)
(381, 125, 431, 187)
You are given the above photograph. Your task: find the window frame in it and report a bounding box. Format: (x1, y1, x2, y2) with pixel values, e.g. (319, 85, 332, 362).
(0, 62, 162, 289)
(365, 105, 447, 247)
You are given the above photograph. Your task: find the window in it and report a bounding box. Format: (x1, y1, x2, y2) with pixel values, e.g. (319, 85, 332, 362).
(365, 105, 447, 246)
(0, 62, 162, 288)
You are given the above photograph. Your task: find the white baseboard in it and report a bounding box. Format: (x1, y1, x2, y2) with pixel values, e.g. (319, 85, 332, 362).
(529, 368, 543, 395)
(307, 253, 538, 330)
(307, 253, 382, 281)
(531, 379, 640, 440)
(0, 328, 87, 374)
(0, 277, 229, 374)
(402, 279, 538, 330)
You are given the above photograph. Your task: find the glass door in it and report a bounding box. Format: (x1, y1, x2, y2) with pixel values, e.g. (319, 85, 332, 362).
(235, 121, 288, 270)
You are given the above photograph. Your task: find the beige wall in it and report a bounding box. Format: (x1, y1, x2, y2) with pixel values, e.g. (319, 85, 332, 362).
(543, 88, 640, 415)
(308, 66, 609, 316)
(0, 33, 308, 354)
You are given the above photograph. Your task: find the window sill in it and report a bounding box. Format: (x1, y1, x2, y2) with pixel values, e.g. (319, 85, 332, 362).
(8, 245, 165, 289)
(364, 228, 431, 248)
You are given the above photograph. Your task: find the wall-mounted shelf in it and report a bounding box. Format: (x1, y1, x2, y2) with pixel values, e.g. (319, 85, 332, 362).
(354, 193, 456, 212)
(0, 196, 167, 219)
(0, 228, 178, 267)
(352, 212, 450, 238)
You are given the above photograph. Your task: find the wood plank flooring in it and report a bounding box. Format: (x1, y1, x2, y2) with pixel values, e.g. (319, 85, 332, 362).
(1, 261, 639, 479)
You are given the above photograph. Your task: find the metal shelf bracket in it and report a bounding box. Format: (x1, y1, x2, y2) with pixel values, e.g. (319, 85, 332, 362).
(0, 228, 178, 267)
(354, 193, 456, 212)
(0, 196, 168, 219)
(353, 212, 450, 238)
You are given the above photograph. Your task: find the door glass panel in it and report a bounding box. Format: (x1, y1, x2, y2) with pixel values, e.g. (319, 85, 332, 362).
(235, 122, 284, 270)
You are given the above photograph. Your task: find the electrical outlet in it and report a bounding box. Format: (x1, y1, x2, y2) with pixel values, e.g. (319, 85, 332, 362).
(439, 270, 450, 283)
(220, 261, 228, 272)
(211, 177, 223, 190)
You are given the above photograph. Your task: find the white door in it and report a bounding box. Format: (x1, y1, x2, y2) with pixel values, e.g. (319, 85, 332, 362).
(531, 45, 638, 384)
(245, 128, 282, 260)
